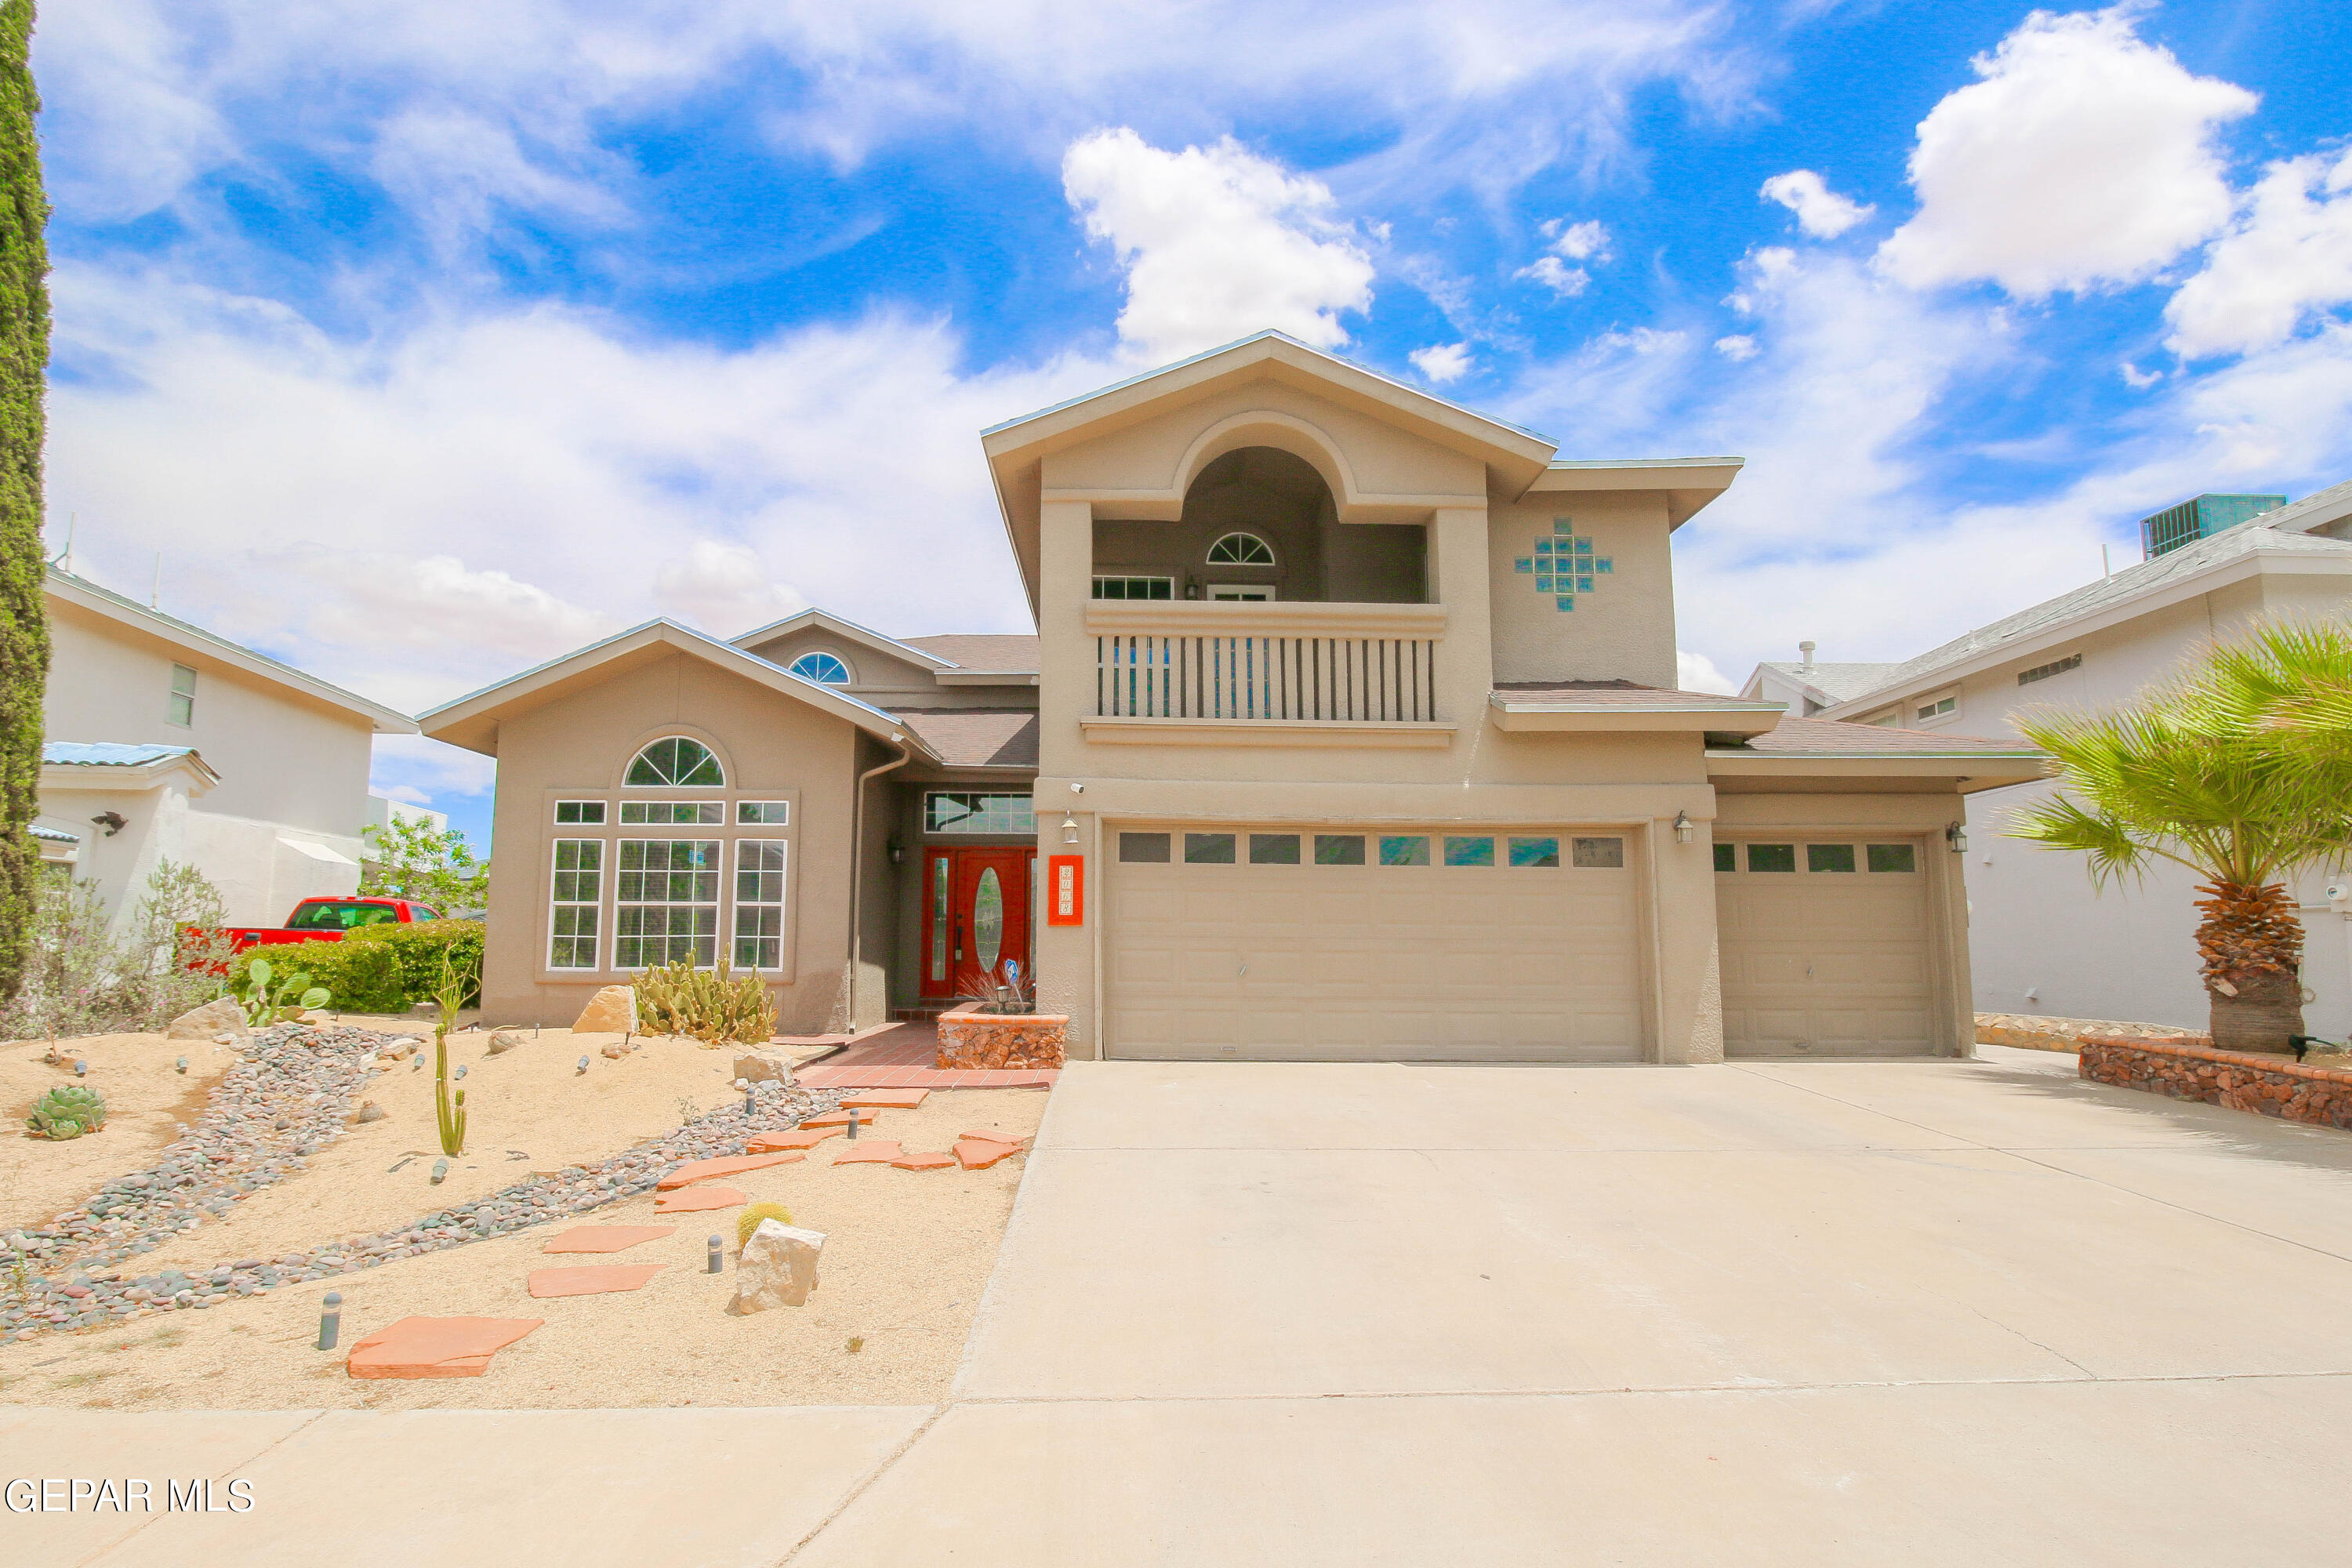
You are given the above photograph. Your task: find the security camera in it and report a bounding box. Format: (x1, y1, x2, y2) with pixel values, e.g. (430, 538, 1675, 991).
(2328, 883, 2351, 906)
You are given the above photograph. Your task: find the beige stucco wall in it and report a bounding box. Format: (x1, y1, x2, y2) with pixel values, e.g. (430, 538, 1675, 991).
(480, 652, 867, 1033)
(1486, 493, 1678, 689)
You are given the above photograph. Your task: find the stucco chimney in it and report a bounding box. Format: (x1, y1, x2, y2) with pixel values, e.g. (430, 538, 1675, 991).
(1798, 640, 1816, 671)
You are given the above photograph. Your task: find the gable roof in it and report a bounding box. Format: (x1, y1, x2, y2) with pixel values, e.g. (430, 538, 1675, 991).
(1704, 714, 2047, 793)
(898, 633, 1041, 673)
(40, 740, 222, 792)
(1821, 524, 2352, 717)
(2257, 474, 2352, 537)
(728, 608, 956, 672)
(895, 709, 1040, 769)
(1743, 661, 1902, 705)
(416, 619, 942, 762)
(45, 568, 416, 735)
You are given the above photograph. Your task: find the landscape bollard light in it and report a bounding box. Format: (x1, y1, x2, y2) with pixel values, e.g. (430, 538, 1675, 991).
(707, 1236, 724, 1273)
(318, 1291, 342, 1351)
(73, 1059, 86, 1077)
(176, 1056, 189, 1075)
(454, 1064, 467, 1080)
(847, 1108, 860, 1141)
(576, 1055, 590, 1074)
(430, 1158, 448, 1185)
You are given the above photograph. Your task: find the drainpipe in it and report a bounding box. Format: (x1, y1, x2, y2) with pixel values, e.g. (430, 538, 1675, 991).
(841, 731, 911, 1033)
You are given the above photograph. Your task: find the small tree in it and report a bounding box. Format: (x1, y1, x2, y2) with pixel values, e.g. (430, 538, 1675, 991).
(2009, 628, 2352, 1053)
(361, 814, 488, 915)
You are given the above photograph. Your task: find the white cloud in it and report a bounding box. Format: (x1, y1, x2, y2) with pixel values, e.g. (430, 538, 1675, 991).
(1061, 128, 1374, 362)
(1876, 7, 2257, 297)
(2118, 360, 2161, 389)
(653, 540, 811, 637)
(1541, 218, 1610, 260)
(1675, 649, 1735, 694)
(2165, 148, 2352, 360)
(1408, 343, 1473, 383)
(1517, 256, 1592, 296)
(1759, 169, 1872, 238)
(1713, 334, 1759, 361)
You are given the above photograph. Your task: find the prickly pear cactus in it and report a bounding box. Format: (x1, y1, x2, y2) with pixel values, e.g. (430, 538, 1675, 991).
(27, 1083, 107, 1140)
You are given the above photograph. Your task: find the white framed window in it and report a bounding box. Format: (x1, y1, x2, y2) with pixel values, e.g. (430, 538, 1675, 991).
(1091, 575, 1174, 600)
(732, 840, 788, 969)
(737, 800, 789, 825)
(166, 663, 197, 728)
(924, 791, 1034, 834)
(1207, 532, 1276, 565)
(626, 736, 724, 787)
(1914, 690, 1958, 723)
(1206, 584, 1273, 601)
(549, 840, 602, 970)
(615, 840, 720, 967)
(620, 800, 724, 825)
(554, 800, 606, 825)
(788, 651, 852, 685)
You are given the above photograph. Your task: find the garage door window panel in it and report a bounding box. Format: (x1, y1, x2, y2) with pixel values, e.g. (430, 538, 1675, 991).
(1713, 843, 1735, 873)
(1867, 844, 1917, 873)
(1508, 836, 1559, 868)
(1249, 833, 1301, 865)
(1185, 833, 1236, 864)
(1806, 844, 1857, 873)
(1747, 843, 1796, 873)
(1443, 836, 1495, 867)
(1379, 835, 1429, 866)
(1572, 837, 1625, 869)
(1314, 834, 1366, 866)
(1120, 832, 1172, 863)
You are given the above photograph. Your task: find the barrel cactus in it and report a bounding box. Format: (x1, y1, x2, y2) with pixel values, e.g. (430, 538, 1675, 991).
(735, 1201, 793, 1249)
(27, 1084, 107, 1140)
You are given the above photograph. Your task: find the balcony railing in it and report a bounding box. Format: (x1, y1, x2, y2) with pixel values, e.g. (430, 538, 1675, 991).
(1083, 601, 1446, 724)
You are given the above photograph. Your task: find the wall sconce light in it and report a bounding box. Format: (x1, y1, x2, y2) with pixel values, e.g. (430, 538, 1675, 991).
(90, 811, 127, 837)
(1061, 814, 1080, 846)
(885, 834, 906, 866)
(1945, 821, 1968, 855)
(1671, 810, 1693, 845)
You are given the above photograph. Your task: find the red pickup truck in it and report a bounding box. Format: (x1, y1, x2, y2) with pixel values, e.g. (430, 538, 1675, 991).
(223, 897, 443, 953)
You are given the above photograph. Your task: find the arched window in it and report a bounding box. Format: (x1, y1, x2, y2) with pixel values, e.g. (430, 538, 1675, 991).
(626, 736, 724, 788)
(1207, 532, 1276, 566)
(787, 651, 852, 685)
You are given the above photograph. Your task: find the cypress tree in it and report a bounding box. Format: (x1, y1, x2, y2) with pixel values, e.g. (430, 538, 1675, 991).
(0, 0, 47, 1004)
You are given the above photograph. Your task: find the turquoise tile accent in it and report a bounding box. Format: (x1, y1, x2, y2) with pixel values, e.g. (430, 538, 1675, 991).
(1534, 575, 1553, 591)
(1515, 558, 1534, 573)
(1574, 536, 1592, 550)
(1577, 576, 1593, 593)
(1555, 596, 1575, 611)
(1595, 559, 1613, 573)
(1526, 522, 1609, 612)
(1536, 539, 1554, 554)
(1553, 518, 1573, 535)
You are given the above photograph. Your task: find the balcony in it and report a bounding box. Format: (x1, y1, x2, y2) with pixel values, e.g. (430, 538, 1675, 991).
(1080, 600, 1453, 747)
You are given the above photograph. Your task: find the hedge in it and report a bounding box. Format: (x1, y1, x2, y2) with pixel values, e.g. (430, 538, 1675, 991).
(0, 1, 50, 1007)
(295, 919, 483, 1014)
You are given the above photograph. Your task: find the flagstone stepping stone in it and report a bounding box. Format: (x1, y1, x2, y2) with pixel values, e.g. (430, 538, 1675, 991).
(347, 1316, 543, 1380)
(798, 1110, 869, 1131)
(656, 1152, 804, 1190)
(829, 1139, 905, 1165)
(746, 1127, 843, 1153)
(528, 1265, 664, 1299)
(841, 1089, 929, 1110)
(542, 1225, 676, 1254)
(892, 1151, 957, 1171)
(954, 1135, 1025, 1171)
(655, 1184, 749, 1213)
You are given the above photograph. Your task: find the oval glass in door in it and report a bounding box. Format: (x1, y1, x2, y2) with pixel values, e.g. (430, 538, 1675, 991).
(973, 868, 1004, 975)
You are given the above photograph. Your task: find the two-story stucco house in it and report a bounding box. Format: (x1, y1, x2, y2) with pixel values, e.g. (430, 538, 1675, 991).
(1791, 480, 2352, 1040)
(38, 565, 418, 936)
(423, 333, 2039, 1058)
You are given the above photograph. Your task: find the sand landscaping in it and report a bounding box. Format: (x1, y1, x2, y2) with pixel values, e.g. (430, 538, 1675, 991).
(1, 1020, 1045, 1409)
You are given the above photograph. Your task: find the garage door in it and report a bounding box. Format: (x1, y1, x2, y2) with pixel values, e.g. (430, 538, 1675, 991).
(1715, 837, 1936, 1057)
(1105, 826, 1643, 1062)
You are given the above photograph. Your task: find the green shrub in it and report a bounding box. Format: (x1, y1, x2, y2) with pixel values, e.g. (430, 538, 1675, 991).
(341, 919, 485, 1011)
(635, 959, 776, 1044)
(289, 937, 406, 1014)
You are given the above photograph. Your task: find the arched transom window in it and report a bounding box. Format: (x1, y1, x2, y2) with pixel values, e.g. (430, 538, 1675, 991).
(1207, 532, 1276, 566)
(788, 651, 852, 685)
(626, 736, 724, 788)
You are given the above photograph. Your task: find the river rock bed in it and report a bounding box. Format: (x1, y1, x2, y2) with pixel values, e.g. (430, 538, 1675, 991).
(1, 1022, 833, 1343)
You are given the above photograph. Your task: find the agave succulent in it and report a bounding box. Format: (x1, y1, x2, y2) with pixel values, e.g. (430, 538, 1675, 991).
(27, 1083, 107, 1141)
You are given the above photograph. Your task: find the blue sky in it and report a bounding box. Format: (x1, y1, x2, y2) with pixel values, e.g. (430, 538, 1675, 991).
(34, 1, 2352, 851)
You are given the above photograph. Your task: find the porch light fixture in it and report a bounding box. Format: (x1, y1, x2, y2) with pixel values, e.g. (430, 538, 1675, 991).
(91, 810, 126, 837)
(1061, 813, 1080, 846)
(1671, 811, 1693, 845)
(886, 833, 906, 866)
(1945, 821, 1968, 855)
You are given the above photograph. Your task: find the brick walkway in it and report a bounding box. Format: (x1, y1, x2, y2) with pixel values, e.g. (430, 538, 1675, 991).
(794, 1022, 1058, 1091)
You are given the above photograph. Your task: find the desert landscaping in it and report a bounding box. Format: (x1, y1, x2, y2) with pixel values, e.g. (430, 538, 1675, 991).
(1, 1014, 1044, 1410)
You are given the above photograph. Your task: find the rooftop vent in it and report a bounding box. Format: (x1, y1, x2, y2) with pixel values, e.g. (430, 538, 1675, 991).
(2140, 493, 2287, 560)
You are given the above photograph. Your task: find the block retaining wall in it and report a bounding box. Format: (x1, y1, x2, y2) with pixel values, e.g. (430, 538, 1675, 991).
(2078, 1033, 2352, 1133)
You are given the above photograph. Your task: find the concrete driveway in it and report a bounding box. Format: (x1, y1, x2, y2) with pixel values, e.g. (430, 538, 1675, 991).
(15, 1047, 2352, 1564)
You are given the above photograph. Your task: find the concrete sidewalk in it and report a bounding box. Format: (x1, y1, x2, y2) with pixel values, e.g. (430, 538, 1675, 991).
(11, 1047, 2352, 1563)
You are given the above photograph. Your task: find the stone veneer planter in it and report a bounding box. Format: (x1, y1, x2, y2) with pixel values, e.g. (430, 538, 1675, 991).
(2078, 1033, 2352, 1133)
(936, 1002, 1068, 1070)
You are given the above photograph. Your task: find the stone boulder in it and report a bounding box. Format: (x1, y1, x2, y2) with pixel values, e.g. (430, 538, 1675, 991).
(163, 998, 249, 1042)
(572, 985, 637, 1035)
(486, 1029, 529, 1056)
(727, 1220, 825, 1313)
(733, 1047, 797, 1087)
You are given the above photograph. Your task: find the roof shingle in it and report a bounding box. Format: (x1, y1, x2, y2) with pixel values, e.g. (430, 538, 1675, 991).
(894, 710, 1039, 769)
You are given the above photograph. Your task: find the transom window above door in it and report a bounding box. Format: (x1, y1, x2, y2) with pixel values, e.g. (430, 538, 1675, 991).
(787, 651, 851, 685)
(1207, 532, 1276, 566)
(626, 736, 724, 788)
(925, 792, 1035, 834)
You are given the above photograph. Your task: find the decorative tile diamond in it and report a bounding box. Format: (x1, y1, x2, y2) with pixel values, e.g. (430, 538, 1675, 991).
(1524, 517, 1611, 612)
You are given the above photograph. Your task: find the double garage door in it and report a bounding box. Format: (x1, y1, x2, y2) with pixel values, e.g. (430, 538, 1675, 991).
(1105, 825, 1642, 1062)
(1715, 837, 1937, 1057)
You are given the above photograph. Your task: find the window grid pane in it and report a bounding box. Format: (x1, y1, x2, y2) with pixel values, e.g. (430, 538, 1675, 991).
(549, 839, 603, 970)
(554, 800, 607, 825)
(733, 840, 787, 969)
(925, 792, 1036, 834)
(620, 801, 724, 825)
(614, 840, 720, 967)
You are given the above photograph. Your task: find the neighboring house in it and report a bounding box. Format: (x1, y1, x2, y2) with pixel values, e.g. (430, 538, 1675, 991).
(1740, 644, 1897, 716)
(1798, 480, 2352, 1038)
(423, 332, 2039, 1058)
(38, 565, 418, 938)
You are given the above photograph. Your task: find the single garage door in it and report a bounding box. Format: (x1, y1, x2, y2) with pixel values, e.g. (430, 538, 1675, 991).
(1105, 825, 1643, 1062)
(1715, 837, 1937, 1057)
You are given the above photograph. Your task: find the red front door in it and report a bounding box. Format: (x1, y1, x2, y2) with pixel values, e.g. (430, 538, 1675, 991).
(920, 847, 1034, 999)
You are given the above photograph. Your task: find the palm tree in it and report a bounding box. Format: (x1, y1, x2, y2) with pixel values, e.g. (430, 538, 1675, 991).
(2009, 630, 2352, 1053)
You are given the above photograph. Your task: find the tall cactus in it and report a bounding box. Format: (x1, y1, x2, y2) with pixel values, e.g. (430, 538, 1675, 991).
(429, 946, 478, 1156)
